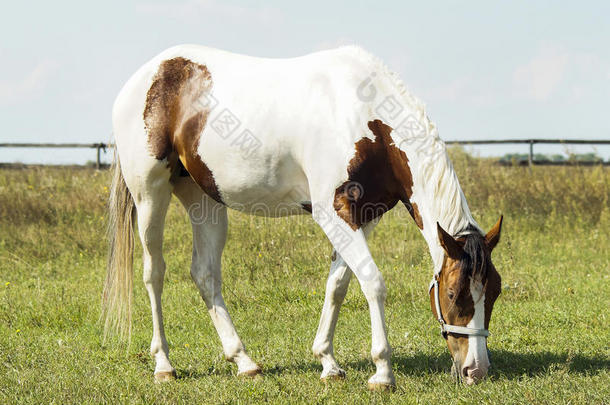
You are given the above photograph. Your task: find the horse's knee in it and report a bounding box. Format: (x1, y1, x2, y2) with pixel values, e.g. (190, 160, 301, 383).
(361, 274, 387, 302)
(326, 273, 350, 304)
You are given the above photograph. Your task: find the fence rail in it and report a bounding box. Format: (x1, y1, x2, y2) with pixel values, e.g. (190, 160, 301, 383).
(0, 142, 111, 169)
(1, 139, 609, 168)
(447, 139, 610, 166)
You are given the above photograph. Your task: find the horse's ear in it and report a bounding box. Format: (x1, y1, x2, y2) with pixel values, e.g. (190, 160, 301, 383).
(437, 223, 463, 260)
(485, 215, 503, 251)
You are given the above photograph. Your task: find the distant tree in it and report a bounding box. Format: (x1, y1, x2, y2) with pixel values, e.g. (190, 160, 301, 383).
(534, 153, 548, 161)
(500, 153, 528, 163)
(568, 153, 603, 163)
(550, 154, 565, 162)
(500, 152, 605, 164)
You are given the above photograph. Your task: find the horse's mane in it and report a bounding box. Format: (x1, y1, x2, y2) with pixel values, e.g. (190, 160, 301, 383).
(340, 45, 480, 237)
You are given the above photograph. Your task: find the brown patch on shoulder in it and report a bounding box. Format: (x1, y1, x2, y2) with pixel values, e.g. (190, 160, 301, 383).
(143, 57, 223, 203)
(333, 119, 420, 230)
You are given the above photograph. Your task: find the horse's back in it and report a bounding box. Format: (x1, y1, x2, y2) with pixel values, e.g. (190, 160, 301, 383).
(113, 45, 376, 214)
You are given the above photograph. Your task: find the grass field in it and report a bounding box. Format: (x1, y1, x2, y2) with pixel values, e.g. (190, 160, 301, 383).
(0, 151, 609, 404)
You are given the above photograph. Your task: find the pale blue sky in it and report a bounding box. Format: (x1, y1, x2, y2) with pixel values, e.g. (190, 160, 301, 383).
(1, 0, 609, 164)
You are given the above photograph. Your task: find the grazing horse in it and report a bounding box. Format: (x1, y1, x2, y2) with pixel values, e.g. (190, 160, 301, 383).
(103, 45, 503, 390)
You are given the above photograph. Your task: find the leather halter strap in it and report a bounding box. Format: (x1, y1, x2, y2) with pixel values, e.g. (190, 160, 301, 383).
(429, 274, 489, 338)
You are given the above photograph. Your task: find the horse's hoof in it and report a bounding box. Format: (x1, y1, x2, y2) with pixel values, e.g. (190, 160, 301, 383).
(238, 367, 262, 378)
(367, 382, 396, 392)
(321, 369, 346, 383)
(154, 370, 177, 383)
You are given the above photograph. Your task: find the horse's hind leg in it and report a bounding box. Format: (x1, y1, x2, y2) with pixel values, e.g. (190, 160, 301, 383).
(126, 161, 175, 381)
(173, 177, 261, 377)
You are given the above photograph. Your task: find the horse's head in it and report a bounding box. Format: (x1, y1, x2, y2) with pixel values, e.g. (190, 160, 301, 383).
(430, 217, 503, 385)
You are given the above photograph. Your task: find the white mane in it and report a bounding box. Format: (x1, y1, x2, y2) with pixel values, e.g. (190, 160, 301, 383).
(343, 45, 480, 236)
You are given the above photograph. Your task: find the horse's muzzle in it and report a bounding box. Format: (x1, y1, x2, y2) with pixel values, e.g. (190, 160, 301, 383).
(463, 366, 487, 385)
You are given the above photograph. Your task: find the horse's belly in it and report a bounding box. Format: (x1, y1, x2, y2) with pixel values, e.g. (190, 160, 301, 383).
(208, 153, 311, 217)
(224, 190, 310, 217)
(221, 182, 311, 217)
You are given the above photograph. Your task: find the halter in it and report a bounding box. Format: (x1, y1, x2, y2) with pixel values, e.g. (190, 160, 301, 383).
(428, 273, 489, 339)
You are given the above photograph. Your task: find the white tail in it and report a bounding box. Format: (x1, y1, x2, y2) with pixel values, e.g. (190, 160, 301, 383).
(102, 157, 135, 338)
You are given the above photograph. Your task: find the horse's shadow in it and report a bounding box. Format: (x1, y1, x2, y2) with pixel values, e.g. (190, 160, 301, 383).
(175, 350, 608, 380)
(379, 350, 608, 378)
(485, 350, 610, 378)
(238, 350, 609, 379)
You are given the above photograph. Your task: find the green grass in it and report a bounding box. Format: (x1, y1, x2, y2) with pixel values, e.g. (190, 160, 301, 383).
(0, 157, 609, 404)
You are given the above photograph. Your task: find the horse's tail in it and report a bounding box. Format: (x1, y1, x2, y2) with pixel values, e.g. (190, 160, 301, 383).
(102, 155, 135, 339)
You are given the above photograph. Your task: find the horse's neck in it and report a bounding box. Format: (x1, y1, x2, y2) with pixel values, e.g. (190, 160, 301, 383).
(393, 121, 479, 272)
(356, 59, 479, 271)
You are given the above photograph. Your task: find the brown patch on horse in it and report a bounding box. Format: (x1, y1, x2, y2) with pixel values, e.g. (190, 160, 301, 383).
(435, 254, 476, 321)
(432, 225, 477, 326)
(300, 202, 312, 213)
(483, 265, 501, 329)
(143, 57, 223, 203)
(482, 216, 503, 327)
(409, 202, 424, 230)
(431, 253, 475, 359)
(333, 119, 419, 230)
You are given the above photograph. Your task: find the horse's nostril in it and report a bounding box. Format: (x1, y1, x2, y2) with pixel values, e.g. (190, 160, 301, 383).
(462, 366, 470, 377)
(463, 367, 486, 385)
(462, 367, 474, 385)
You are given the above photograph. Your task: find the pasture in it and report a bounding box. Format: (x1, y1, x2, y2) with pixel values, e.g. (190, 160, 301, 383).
(0, 150, 608, 404)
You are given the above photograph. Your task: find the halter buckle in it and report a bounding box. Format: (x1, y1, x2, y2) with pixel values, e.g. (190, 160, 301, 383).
(438, 319, 448, 340)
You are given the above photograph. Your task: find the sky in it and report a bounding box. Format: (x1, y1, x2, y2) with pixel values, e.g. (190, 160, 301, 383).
(1, 0, 609, 164)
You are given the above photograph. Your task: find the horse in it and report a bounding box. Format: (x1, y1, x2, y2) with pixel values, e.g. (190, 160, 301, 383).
(103, 44, 503, 390)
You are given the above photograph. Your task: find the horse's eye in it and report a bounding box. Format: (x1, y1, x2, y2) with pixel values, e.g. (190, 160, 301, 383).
(448, 291, 455, 300)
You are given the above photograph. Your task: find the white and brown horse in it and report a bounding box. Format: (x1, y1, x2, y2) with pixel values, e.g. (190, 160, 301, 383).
(103, 45, 502, 389)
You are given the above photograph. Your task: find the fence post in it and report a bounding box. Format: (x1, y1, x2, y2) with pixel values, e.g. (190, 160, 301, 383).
(528, 140, 534, 167)
(96, 145, 101, 170)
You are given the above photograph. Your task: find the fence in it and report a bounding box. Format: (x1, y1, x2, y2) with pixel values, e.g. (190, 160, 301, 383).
(448, 139, 610, 166)
(0, 142, 111, 169)
(1, 139, 609, 168)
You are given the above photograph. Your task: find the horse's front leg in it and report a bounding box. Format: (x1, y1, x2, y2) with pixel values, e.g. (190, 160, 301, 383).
(312, 204, 395, 390)
(312, 220, 379, 381)
(312, 253, 351, 380)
